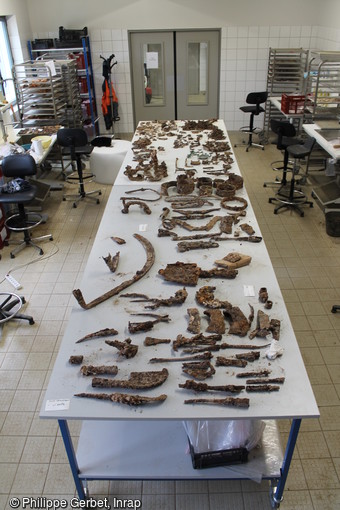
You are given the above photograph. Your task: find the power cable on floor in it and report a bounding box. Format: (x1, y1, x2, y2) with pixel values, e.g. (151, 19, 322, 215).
(0, 242, 60, 288)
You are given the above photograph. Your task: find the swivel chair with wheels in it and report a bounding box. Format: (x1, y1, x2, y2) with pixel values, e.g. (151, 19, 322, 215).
(57, 128, 101, 208)
(234, 91, 268, 151)
(269, 137, 316, 217)
(0, 154, 53, 258)
(0, 292, 34, 328)
(264, 119, 303, 189)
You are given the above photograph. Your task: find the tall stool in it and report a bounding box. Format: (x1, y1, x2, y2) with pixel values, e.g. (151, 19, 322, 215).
(57, 128, 101, 208)
(264, 119, 303, 189)
(269, 137, 316, 217)
(234, 91, 268, 151)
(0, 154, 53, 258)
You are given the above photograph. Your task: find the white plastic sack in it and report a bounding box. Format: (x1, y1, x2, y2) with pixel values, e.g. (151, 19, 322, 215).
(183, 419, 265, 454)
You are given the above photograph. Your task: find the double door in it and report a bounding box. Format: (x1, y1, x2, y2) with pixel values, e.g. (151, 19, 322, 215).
(129, 30, 220, 126)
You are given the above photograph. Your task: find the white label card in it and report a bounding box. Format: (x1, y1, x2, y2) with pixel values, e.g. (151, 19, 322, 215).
(243, 285, 255, 297)
(45, 399, 70, 411)
(139, 224, 148, 232)
(146, 52, 158, 69)
(45, 60, 56, 76)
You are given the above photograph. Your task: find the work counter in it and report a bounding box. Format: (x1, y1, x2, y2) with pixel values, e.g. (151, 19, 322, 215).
(40, 119, 318, 507)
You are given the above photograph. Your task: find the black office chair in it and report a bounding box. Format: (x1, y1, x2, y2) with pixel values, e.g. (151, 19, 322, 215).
(269, 137, 316, 217)
(0, 154, 53, 258)
(0, 292, 34, 327)
(264, 119, 303, 189)
(234, 91, 268, 151)
(57, 128, 101, 208)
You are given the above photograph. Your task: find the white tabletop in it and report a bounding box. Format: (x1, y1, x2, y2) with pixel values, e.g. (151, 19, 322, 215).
(303, 122, 340, 160)
(40, 120, 319, 422)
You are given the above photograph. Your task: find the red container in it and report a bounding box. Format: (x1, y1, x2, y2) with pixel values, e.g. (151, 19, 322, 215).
(281, 94, 306, 114)
(79, 77, 88, 93)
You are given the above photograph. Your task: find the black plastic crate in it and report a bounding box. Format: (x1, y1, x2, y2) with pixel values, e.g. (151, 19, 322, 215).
(59, 26, 88, 42)
(188, 439, 249, 469)
(31, 38, 54, 49)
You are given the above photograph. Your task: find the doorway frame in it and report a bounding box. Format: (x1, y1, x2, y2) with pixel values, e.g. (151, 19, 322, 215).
(128, 28, 221, 128)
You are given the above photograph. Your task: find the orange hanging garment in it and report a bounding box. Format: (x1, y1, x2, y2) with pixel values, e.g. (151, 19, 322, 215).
(101, 78, 119, 129)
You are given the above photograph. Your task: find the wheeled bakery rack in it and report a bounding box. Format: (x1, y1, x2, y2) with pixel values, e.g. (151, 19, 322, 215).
(264, 48, 309, 134)
(12, 60, 68, 127)
(305, 51, 340, 120)
(28, 35, 99, 136)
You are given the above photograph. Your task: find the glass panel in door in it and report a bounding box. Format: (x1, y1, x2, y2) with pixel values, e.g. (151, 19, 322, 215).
(130, 31, 175, 126)
(176, 30, 220, 120)
(143, 43, 165, 106)
(187, 42, 208, 106)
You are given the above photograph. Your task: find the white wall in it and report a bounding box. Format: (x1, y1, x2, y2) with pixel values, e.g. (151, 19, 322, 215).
(5, 0, 340, 132)
(25, 0, 321, 31)
(0, 0, 32, 62)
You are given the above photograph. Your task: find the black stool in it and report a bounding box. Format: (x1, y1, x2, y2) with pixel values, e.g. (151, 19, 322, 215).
(234, 91, 268, 151)
(269, 137, 316, 217)
(264, 119, 303, 189)
(0, 154, 53, 258)
(57, 128, 101, 208)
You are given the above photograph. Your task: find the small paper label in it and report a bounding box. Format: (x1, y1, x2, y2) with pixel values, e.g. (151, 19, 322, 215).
(45, 399, 70, 411)
(243, 285, 255, 297)
(139, 224, 148, 232)
(45, 60, 56, 76)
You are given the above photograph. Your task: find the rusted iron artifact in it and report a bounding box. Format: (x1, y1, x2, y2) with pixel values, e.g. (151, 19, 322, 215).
(240, 223, 255, 235)
(69, 355, 83, 365)
(179, 380, 245, 394)
(187, 308, 201, 334)
(177, 240, 219, 252)
(184, 397, 249, 408)
(182, 360, 216, 380)
(246, 377, 285, 385)
(73, 234, 155, 310)
(144, 337, 172, 346)
(150, 351, 213, 363)
(102, 252, 120, 273)
(91, 368, 169, 389)
(76, 328, 118, 343)
(75, 392, 167, 406)
(80, 365, 118, 376)
(111, 236, 126, 245)
(121, 288, 188, 309)
(128, 314, 170, 334)
(246, 385, 280, 393)
(121, 199, 152, 215)
(249, 310, 281, 340)
(235, 351, 260, 362)
(215, 356, 248, 368)
(236, 369, 271, 379)
(204, 309, 226, 334)
(105, 338, 138, 358)
(158, 262, 201, 285)
(124, 187, 161, 202)
(158, 262, 237, 286)
(173, 333, 222, 351)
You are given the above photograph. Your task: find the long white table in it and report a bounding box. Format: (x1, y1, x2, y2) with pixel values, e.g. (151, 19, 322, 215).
(41, 120, 319, 508)
(303, 122, 340, 160)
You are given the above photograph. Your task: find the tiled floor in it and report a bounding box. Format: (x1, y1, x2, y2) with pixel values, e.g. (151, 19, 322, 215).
(0, 131, 339, 509)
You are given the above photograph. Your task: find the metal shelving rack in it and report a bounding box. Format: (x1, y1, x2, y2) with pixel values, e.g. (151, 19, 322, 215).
(305, 51, 340, 120)
(27, 36, 99, 136)
(264, 48, 309, 134)
(12, 60, 67, 127)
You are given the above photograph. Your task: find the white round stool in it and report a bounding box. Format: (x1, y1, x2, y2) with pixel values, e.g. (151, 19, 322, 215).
(90, 140, 131, 185)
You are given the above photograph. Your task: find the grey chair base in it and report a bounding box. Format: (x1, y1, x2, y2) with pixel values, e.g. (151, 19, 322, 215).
(5, 210, 53, 258)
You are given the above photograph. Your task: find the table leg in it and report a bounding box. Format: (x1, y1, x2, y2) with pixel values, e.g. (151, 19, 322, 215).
(270, 418, 301, 508)
(58, 419, 86, 499)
